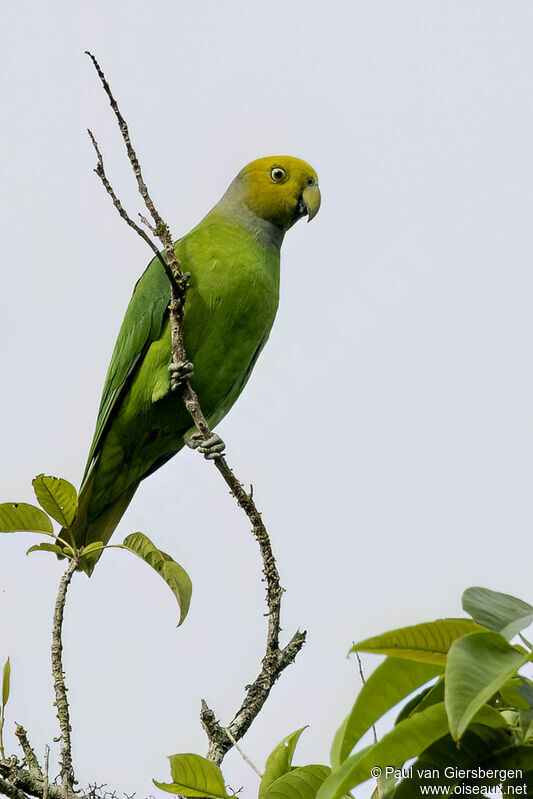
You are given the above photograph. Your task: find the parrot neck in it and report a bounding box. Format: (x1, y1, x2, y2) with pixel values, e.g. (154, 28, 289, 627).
(212, 179, 285, 249)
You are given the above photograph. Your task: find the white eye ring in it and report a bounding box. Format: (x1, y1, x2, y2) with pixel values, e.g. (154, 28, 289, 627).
(270, 166, 286, 182)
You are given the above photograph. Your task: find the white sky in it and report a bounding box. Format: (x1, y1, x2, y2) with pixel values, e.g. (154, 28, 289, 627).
(1, 1, 532, 797)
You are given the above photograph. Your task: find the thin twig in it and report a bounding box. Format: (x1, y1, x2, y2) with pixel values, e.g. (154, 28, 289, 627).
(51, 561, 77, 798)
(85, 52, 182, 294)
(86, 51, 306, 764)
(354, 652, 378, 746)
(354, 652, 382, 798)
(87, 131, 163, 268)
(221, 727, 262, 779)
(42, 747, 49, 799)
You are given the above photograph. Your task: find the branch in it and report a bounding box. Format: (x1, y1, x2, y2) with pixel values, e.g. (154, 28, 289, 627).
(85, 53, 184, 297)
(0, 556, 77, 799)
(0, 760, 62, 799)
(87, 130, 163, 267)
(86, 52, 306, 763)
(0, 774, 30, 799)
(51, 559, 77, 797)
(13, 729, 41, 780)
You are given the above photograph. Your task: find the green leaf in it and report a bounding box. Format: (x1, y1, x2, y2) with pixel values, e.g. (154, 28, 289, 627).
(462, 586, 533, 640)
(0, 503, 53, 534)
(153, 753, 230, 798)
(517, 677, 533, 724)
(80, 542, 105, 555)
(370, 773, 397, 799)
(395, 679, 444, 725)
(476, 742, 533, 794)
(391, 725, 512, 799)
(264, 765, 331, 799)
(318, 704, 450, 799)
(123, 533, 192, 626)
(27, 543, 67, 557)
(445, 631, 531, 740)
(470, 703, 510, 729)
(32, 475, 78, 528)
(332, 658, 443, 765)
(260, 727, 308, 798)
(394, 686, 435, 725)
(77, 541, 106, 572)
(352, 619, 486, 665)
(2, 659, 10, 707)
(499, 676, 532, 712)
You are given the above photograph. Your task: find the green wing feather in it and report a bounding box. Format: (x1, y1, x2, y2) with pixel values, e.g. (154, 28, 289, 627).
(69, 215, 281, 565)
(82, 256, 170, 483)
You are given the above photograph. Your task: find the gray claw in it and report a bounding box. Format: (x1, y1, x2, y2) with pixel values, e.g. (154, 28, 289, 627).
(169, 360, 195, 390)
(186, 432, 204, 450)
(186, 432, 225, 460)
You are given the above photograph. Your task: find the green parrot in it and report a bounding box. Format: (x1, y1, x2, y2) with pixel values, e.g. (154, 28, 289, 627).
(67, 156, 320, 559)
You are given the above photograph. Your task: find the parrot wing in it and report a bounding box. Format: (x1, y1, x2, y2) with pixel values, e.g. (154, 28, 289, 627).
(82, 256, 171, 483)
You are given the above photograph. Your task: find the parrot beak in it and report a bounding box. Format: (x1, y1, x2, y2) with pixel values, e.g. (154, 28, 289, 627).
(301, 183, 321, 222)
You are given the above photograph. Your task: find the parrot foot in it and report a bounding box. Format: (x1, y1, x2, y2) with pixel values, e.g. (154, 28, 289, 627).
(186, 432, 226, 460)
(169, 360, 195, 390)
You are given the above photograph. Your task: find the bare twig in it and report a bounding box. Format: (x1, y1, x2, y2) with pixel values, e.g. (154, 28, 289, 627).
(87, 130, 163, 267)
(42, 747, 49, 799)
(14, 729, 41, 779)
(354, 652, 378, 746)
(354, 652, 382, 797)
(86, 51, 306, 764)
(222, 727, 262, 779)
(85, 52, 183, 296)
(51, 561, 77, 798)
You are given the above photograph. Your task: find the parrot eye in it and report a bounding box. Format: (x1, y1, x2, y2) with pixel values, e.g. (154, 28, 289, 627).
(307, 177, 315, 186)
(270, 167, 286, 183)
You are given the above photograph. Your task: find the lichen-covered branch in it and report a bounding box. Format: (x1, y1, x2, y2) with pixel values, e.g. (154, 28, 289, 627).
(86, 51, 306, 763)
(0, 758, 63, 799)
(51, 559, 77, 797)
(0, 774, 31, 799)
(200, 624, 306, 765)
(0, 555, 77, 799)
(14, 728, 41, 780)
(199, 490, 307, 764)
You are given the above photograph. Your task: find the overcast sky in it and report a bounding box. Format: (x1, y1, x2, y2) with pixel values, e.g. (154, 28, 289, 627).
(1, 1, 533, 797)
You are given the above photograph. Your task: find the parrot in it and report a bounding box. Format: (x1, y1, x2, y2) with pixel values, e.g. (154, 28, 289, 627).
(66, 155, 320, 563)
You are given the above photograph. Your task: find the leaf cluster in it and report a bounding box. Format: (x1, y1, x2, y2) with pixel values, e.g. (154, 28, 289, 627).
(153, 587, 533, 798)
(2, 475, 531, 797)
(0, 474, 192, 625)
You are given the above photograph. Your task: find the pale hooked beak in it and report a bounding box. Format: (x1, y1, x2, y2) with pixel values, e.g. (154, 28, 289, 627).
(301, 183, 321, 222)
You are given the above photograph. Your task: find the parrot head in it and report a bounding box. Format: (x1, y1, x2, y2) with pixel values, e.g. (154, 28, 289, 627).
(234, 156, 321, 232)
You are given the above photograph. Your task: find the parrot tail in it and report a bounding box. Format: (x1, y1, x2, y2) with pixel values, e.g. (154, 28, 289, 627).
(61, 472, 138, 576)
